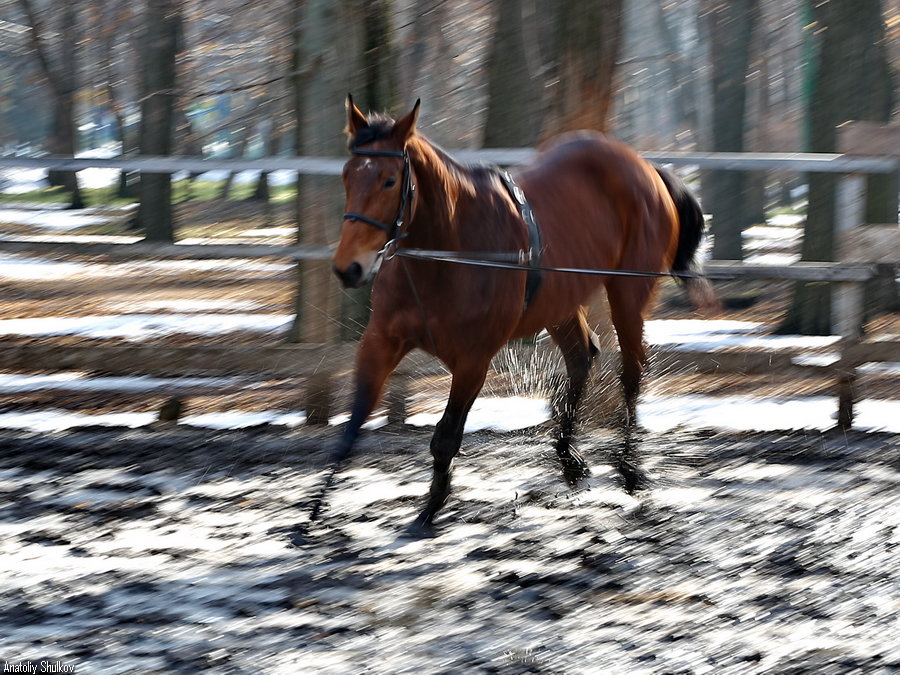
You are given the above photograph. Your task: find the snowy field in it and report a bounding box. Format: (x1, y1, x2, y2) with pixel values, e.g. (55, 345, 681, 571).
(0, 424, 897, 673)
(0, 309, 895, 435)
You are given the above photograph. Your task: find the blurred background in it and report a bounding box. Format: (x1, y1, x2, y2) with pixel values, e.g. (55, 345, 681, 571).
(3, 1, 898, 153)
(1, 10, 899, 669)
(1, 0, 898, 339)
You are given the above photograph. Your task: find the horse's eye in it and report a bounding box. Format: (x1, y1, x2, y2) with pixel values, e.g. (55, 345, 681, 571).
(383, 177, 397, 189)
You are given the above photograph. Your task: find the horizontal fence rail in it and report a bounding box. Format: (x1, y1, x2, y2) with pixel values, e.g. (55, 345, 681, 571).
(0, 237, 881, 283)
(2, 341, 896, 380)
(0, 237, 332, 261)
(1, 151, 899, 175)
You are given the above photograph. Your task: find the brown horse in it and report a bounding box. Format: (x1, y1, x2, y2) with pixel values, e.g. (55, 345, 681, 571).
(330, 96, 710, 536)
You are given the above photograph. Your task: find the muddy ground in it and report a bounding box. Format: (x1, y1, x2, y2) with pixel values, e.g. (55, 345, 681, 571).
(1, 201, 898, 672)
(1, 423, 898, 674)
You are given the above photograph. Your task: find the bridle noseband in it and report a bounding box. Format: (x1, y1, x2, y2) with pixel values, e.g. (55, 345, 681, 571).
(342, 147, 414, 257)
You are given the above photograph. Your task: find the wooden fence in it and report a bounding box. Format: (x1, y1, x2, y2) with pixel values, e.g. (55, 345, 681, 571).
(1, 130, 898, 429)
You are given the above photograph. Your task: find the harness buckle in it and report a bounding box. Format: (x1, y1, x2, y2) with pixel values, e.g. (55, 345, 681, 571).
(379, 236, 403, 261)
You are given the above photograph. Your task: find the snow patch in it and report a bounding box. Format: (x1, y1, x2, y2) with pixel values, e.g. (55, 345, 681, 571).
(0, 313, 291, 340)
(1, 395, 896, 434)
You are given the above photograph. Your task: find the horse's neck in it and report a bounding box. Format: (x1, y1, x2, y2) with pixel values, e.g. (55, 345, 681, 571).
(407, 138, 476, 249)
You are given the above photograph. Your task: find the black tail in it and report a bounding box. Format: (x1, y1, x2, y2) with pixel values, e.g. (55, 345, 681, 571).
(654, 165, 719, 311)
(654, 165, 704, 277)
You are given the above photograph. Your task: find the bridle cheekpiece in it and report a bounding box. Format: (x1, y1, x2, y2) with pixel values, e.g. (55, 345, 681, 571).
(343, 147, 414, 260)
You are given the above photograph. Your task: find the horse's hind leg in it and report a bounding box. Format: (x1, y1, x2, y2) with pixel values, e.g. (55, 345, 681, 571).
(407, 359, 490, 537)
(606, 278, 656, 428)
(548, 310, 597, 484)
(605, 277, 656, 492)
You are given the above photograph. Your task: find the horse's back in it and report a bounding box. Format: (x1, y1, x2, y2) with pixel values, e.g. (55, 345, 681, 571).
(513, 132, 678, 335)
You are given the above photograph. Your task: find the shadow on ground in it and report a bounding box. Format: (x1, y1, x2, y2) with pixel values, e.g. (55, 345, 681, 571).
(1, 424, 898, 673)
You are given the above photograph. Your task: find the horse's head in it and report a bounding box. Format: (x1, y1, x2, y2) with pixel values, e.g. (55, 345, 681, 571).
(333, 96, 420, 289)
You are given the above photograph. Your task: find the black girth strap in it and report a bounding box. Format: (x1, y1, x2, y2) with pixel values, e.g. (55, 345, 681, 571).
(497, 169, 544, 311)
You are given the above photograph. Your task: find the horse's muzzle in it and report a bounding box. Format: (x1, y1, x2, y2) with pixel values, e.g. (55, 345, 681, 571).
(334, 261, 365, 289)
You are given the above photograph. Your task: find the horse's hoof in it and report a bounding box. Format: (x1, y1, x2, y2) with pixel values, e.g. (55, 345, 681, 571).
(562, 460, 590, 486)
(615, 460, 647, 494)
(403, 516, 436, 539)
(559, 449, 590, 485)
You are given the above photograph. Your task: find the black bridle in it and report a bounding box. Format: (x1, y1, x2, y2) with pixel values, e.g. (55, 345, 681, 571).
(341, 148, 547, 309)
(342, 147, 414, 255)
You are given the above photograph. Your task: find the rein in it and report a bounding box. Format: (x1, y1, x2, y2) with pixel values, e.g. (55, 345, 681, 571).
(389, 247, 708, 281)
(343, 147, 704, 282)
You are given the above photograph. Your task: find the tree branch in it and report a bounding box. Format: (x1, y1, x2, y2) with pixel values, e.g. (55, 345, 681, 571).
(17, 0, 64, 97)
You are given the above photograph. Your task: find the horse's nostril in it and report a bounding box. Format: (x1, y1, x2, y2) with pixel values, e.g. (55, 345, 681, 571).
(334, 261, 364, 288)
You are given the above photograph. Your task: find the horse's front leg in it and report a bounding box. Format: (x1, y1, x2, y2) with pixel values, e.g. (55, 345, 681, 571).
(306, 330, 409, 524)
(407, 360, 490, 537)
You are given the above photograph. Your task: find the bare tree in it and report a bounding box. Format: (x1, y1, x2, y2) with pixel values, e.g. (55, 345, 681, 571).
(542, 0, 625, 135)
(480, 0, 628, 426)
(18, 0, 85, 208)
(652, 0, 701, 141)
(779, 0, 895, 334)
(338, 0, 396, 341)
(285, 0, 365, 344)
(702, 0, 762, 261)
(482, 0, 542, 147)
(398, 0, 455, 144)
(136, 0, 182, 241)
(94, 0, 139, 198)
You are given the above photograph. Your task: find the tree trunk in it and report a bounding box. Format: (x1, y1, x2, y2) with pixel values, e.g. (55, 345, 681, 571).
(482, 0, 542, 147)
(285, 0, 365, 344)
(535, 0, 624, 426)
(96, 1, 134, 201)
(778, 0, 894, 334)
(702, 0, 761, 261)
(250, 121, 279, 203)
(398, 0, 454, 144)
(18, 0, 84, 209)
(247, 65, 284, 205)
(339, 0, 395, 342)
(652, 0, 699, 137)
(359, 0, 395, 113)
(111, 90, 137, 200)
(219, 127, 250, 201)
(137, 0, 181, 242)
(542, 0, 625, 136)
(50, 94, 85, 208)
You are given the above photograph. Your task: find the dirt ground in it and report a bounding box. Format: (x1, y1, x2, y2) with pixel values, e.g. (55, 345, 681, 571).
(1, 424, 898, 673)
(1, 200, 899, 672)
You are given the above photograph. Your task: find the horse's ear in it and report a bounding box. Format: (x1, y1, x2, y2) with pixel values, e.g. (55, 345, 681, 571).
(392, 99, 421, 145)
(346, 94, 368, 137)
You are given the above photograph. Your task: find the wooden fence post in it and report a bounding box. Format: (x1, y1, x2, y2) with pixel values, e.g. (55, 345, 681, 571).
(305, 371, 333, 426)
(387, 375, 410, 426)
(833, 280, 864, 430)
(833, 122, 900, 429)
(832, 174, 866, 429)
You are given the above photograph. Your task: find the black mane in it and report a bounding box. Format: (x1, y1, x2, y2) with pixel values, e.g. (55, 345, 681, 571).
(349, 114, 395, 149)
